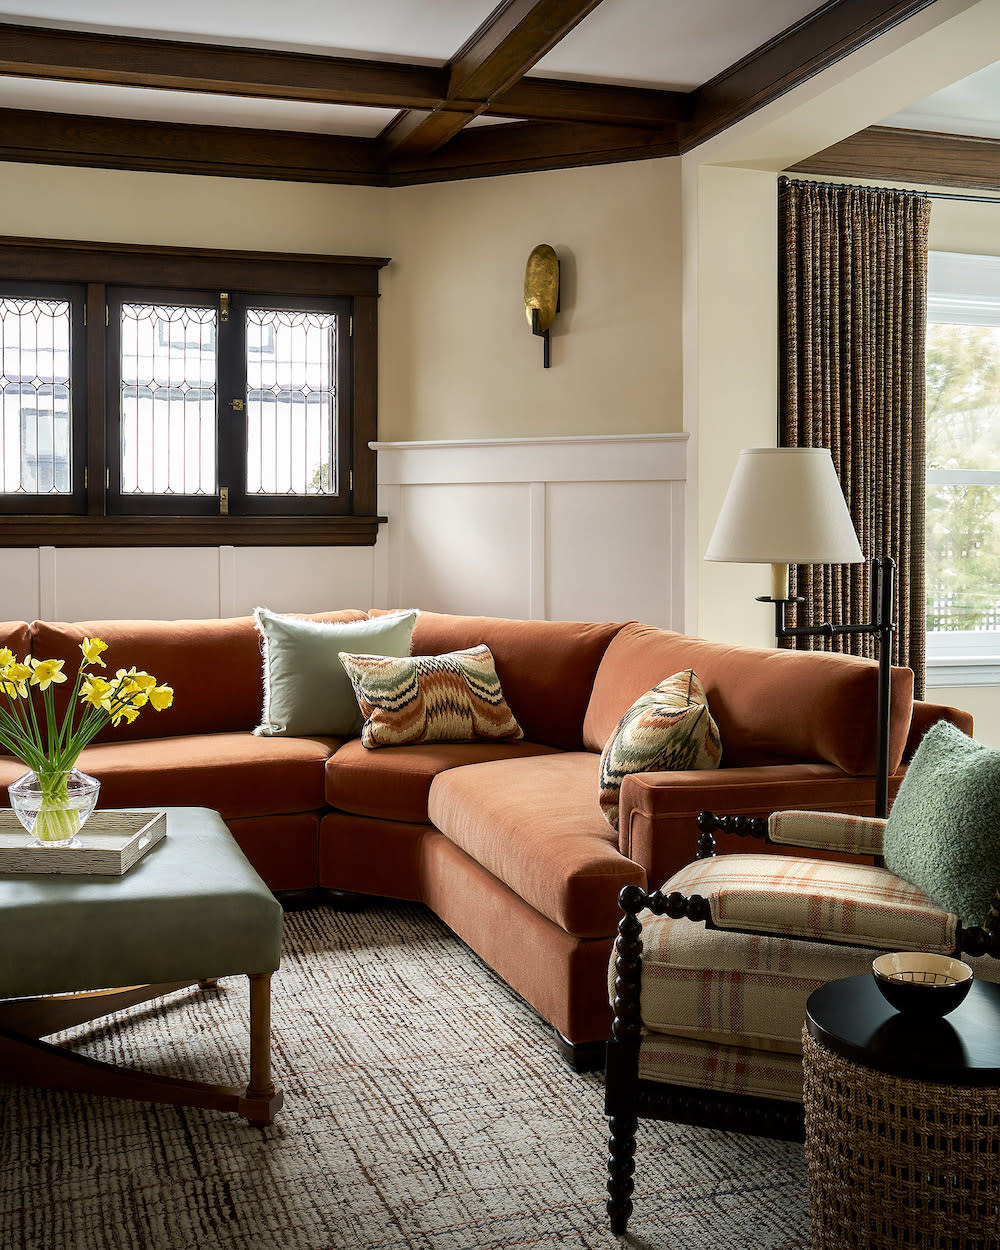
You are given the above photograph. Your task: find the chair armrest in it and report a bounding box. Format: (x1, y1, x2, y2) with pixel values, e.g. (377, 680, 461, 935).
(905, 700, 974, 761)
(618, 764, 883, 886)
(768, 810, 886, 856)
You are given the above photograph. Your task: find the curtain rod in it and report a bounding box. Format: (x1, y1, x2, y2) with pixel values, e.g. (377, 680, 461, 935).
(779, 174, 1000, 206)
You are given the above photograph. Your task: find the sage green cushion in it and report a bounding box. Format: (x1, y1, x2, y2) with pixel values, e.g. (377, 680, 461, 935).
(884, 721, 1000, 929)
(255, 608, 417, 737)
(0, 807, 282, 999)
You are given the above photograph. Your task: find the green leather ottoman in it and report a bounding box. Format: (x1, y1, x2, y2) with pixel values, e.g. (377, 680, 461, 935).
(0, 807, 284, 1125)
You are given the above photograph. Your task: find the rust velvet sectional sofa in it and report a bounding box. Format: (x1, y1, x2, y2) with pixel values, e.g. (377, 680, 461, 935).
(0, 609, 971, 1066)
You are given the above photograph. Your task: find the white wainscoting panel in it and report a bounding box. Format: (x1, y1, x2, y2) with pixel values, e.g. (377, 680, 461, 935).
(546, 480, 676, 625)
(0, 549, 43, 623)
(227, 545, 376, 616)
(373, 434, 687, 627)
(1, 546, 379, 623)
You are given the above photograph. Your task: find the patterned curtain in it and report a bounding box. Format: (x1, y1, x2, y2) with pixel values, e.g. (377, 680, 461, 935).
(779, 177, 931, 697)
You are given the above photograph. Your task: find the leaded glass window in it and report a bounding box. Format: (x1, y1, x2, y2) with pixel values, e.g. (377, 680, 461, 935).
(0, 296, 72, 495)
(246, 307, 338, 496)
(118, 302, 217, 496)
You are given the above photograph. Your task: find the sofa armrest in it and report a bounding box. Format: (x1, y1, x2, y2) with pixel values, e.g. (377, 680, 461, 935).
(618, 764, 885, 888)
(905, 700, 974, 761)
(767, 810, 886, 856)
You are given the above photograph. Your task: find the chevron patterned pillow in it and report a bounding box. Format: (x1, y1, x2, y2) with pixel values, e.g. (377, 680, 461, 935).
(339, 644, 524, 748)
(599, 669, 722, 831)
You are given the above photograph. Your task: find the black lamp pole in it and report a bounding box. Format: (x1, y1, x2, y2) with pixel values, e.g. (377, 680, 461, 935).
(756, 556, 896, 819)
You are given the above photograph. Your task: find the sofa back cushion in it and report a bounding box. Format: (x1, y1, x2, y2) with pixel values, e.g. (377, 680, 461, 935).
(582, 622, 913, 776)
(372, 611, 622, 750)
(31, 611, 367, 741)
(0, 621, 31, 660)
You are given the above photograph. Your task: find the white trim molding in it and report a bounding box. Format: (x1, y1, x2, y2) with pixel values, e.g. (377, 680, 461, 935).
(372, 434, 688, 629)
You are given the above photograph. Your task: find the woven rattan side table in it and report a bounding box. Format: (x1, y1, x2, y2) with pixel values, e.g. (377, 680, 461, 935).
(803, 975, 1000, 1250)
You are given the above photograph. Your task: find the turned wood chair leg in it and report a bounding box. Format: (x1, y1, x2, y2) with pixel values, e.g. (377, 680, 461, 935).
(607, 1111, 638, 1235)
(238, 972, 284, 1127)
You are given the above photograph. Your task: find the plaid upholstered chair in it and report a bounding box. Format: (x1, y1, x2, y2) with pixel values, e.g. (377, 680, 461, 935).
(604, 807, 1000, 1235)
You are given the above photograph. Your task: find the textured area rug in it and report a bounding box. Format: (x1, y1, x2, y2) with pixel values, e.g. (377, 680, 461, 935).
(1, 902, 810, 1249)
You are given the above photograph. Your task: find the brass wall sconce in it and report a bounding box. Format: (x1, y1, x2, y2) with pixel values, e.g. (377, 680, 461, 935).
(524, 244, 560, 367)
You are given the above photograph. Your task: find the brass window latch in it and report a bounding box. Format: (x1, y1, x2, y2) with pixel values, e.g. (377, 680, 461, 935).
(219, 486, 229, 515)
(230, 398, 245, 411)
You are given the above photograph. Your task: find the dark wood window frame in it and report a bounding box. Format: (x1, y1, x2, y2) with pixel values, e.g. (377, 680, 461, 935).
(0, 235, 389, 546)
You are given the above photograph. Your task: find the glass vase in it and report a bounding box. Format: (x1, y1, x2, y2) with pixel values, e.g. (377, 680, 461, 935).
(9, 767, 101, 848)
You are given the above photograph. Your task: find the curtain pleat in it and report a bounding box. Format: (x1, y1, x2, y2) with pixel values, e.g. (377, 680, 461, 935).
(779, 179, 930, 697)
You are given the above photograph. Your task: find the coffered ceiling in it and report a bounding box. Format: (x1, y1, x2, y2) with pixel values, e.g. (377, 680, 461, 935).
(0, 0, 945, 184)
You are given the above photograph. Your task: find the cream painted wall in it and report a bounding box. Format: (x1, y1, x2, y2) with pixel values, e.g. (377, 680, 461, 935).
(689, 163, 779, 648)
(0, 156, 683, 620)
(0, 161, 390, 254)
(380, 157, 682, 442)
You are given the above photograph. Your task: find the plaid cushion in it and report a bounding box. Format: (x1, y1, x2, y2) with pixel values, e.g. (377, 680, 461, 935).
(664, 853, 956, 951)
(769, 809, 885, 855)
(638, 1033, 804, 1103)
(625, 902, 884, 1051)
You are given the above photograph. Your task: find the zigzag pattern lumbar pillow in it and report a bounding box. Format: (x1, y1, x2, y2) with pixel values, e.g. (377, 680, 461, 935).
(599, 669, 722, 831)
(339, 644, 524, 748)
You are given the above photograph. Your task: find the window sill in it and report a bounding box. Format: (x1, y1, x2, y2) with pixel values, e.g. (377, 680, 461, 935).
(925, 657, 1000, 688)
(0, 514, 386, 547)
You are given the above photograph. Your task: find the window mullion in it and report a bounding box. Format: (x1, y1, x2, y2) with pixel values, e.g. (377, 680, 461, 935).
(216, 291, 246, 517)
(84, 283, 106, 516)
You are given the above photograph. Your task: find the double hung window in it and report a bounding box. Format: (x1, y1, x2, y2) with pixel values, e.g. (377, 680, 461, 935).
(925, 251, 1000, 685)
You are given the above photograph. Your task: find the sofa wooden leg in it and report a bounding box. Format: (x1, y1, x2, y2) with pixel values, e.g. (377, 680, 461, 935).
(606, 1111, 637, 1235)
(273, 888, 321, 911)
(320, 888, 369, 911)
(552, 1029, 606, 1073)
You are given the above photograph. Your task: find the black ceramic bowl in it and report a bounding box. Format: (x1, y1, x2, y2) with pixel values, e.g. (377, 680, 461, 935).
(872, 953, 974, 1018)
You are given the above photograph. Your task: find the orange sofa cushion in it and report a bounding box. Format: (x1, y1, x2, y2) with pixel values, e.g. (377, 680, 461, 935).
(427, 752, 644, 939)
(0, 621, 30, 657)
(326, 737, 561, 824)
(30, 611, 367, 742)
(70, 732, 341, 819)
(583, 622, 913, 776)
(373, 611, 621, 750)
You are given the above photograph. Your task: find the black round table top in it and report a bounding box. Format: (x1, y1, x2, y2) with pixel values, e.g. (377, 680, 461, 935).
(806, 974, 1000, 1086)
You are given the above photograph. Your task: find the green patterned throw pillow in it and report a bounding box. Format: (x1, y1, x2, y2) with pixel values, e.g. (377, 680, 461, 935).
(884, 721, 1000, 929)
(339, 644, 524, 748)
(599, 669, 722, 832)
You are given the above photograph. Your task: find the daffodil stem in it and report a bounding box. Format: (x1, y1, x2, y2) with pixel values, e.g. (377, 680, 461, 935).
(31, 769, 82, 844)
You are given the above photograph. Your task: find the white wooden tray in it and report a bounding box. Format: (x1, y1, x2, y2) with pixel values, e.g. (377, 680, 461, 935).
(0, 810, 166, 875)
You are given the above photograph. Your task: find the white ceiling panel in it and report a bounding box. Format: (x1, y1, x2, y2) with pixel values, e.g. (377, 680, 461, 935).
(0, 1, 497, 62)
(532, 0, 829, 90)
(0, 75, 394, 135)
(881, 61, 1000, 140)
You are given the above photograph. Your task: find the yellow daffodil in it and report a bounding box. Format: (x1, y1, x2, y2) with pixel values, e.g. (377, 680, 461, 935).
(29, 658, 68, 691)
(80, 637, 108, 667)
(115, 668, 156, 691)
(2, 662, 32, 698)
(0, 643, 173, 778)
(79, 675, 114, 710)
(149, 684, 174, 711)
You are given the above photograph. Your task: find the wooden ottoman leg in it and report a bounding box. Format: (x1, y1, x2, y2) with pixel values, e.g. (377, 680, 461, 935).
(238, 972, 284, 1127)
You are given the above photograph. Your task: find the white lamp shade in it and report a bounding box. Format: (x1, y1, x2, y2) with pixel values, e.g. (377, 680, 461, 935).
(705, 447, 864, 565)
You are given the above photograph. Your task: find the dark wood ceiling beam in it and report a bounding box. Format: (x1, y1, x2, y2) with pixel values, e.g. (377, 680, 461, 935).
(380, 0, 604, 159)
(493, 77, 690, 128)
(0, 22, 446, 109)
(0, 108, 384, 185)
(791, 125, 1000, 192)
(684, 0, 940, 151)
(385, 119, 679, 185)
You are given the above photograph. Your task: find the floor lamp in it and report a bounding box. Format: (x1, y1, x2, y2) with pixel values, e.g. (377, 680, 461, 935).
(705, 447, 896, 819)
